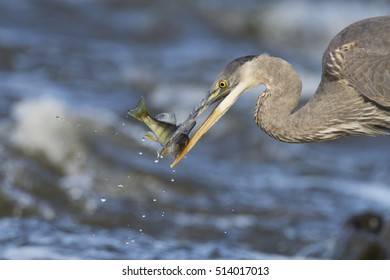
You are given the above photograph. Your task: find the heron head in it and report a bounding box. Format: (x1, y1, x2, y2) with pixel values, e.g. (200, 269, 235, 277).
(170, 55, 259, 167)
(206, 55, 258, 106)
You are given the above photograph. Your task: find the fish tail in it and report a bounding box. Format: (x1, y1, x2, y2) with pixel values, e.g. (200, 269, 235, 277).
(128, 97, 148, 121)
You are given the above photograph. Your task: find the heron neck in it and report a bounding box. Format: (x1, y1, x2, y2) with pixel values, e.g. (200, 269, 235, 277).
(253, 56, 337, 143)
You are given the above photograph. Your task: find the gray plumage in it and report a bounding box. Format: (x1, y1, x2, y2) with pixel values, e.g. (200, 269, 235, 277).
(213, 16, 390, 143)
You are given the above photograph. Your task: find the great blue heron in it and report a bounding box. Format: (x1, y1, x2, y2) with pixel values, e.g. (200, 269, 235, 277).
(169, 16, 390, 167)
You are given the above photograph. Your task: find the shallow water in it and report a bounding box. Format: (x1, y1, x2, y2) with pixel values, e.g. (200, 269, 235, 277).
(1, 0, 390, 259)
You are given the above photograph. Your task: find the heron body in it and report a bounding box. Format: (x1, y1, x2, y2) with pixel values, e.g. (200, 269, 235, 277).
(254, 16, 390, 142)
(170, 16, 390, 167)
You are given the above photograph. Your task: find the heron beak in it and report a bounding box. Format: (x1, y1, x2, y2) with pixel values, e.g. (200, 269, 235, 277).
(170, 85, 244, 168)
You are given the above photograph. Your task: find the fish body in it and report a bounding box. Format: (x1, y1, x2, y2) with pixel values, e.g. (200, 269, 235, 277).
(159, 96, 209, 160)
(128, 97, 194, 158)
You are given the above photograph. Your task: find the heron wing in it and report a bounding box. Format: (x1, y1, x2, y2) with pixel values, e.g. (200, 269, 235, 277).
(345, 54, 390, 108)
(322, 16, 390, 108)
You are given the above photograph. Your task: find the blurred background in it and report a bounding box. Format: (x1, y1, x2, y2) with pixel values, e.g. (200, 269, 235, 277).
(1, 0, 390, 259)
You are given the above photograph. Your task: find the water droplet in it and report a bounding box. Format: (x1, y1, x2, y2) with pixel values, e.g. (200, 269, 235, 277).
(131, 239, 135, 243)
(117, 184, 124, 188)
(172, 169, 176, 173)
(56, 116, 60, 119)
(94, 129, 98, 133)
(76, 123, 82, 127)
(141, 214, 146, 218)
(122, 123, 125, 126)
(153, 198, 157, 202)
(138, 152, 143, 155)
(127, 176, 131, 179)
(125, 240, 129, 245)
(100, 197, 106, 202)
(141, 137, 146, 142)
(170, 178, 175, 182)
(161, 211, 165, 217)
(154, 159, 159, 163)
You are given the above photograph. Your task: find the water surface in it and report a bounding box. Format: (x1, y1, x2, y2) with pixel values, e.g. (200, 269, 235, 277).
(1, 0, 390, 259)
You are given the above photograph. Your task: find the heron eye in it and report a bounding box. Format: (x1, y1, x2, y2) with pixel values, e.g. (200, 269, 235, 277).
(218, 80, 228, 89)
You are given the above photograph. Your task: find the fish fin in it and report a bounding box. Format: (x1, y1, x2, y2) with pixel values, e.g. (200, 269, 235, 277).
(128, 97, 147, 121)
(182, 121, 196, 135)
(157, 148, 170, 157)
(155, 113, 177, 125)
(144, 132, 158, 142)
(157, 147, 168, 158)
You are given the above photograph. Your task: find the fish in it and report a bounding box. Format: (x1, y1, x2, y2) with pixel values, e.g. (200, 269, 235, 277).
(160, 95, 221, 167)
(158, 96, 209, 159)
(128, 97, 195, 158)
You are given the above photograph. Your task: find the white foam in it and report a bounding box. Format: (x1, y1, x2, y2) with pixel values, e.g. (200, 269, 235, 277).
(10, 97, 85, 172)
(9, 95, 124, 174)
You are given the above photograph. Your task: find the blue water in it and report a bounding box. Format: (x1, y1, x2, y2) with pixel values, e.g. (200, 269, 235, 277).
(0, 0, 390, 259)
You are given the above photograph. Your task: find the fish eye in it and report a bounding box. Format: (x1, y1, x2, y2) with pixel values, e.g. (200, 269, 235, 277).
(218, 80, 228, 89)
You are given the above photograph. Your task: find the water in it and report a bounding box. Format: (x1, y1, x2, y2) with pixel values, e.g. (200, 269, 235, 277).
(1, 0, 390, 260)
